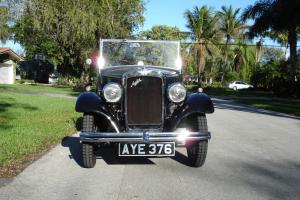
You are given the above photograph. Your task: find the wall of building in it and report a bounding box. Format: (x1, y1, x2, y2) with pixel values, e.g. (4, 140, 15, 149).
(0, 60, 15, 84)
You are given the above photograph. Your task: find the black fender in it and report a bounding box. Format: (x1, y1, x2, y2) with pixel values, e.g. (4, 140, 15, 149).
(75, 92, 103, 113)
(169, 93, 214, 131)
(75, 92, 120, 132)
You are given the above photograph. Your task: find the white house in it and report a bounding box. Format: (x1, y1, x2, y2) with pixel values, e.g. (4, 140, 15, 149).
(0, 48, 23, 84)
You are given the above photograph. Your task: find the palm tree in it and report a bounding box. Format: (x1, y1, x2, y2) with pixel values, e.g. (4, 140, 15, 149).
(218, 6, 245, 46)
(233, 40, 248, 72)
(184, 6, 221, 87)
(0, 6, 10, 44)
(267, 31, 289, 60)
(218, 5, 246, 83)
(243, 0, 300, 77)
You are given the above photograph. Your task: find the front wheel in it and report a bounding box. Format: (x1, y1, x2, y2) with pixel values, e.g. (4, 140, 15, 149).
(187, 140, 208, 167)
(82, 143, 96, 168)
(186, 115, 208, 167)
(81, 114, 96, 168)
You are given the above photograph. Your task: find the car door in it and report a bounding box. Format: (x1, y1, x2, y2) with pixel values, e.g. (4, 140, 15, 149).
(241, 82, 248, 89)
(235, 82, 242, 89)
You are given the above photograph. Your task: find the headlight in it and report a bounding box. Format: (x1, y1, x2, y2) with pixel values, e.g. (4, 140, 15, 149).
(103, 83, 122, 103)
(168, 83, 186, 103)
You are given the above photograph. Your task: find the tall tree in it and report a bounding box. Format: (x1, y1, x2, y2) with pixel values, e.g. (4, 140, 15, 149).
(12, 0, 145, 78)
(232, 40, 248, 72)
(218, 6, 245, 46)
(0, 6, 10, 44)
(267, 31, 289, 60)
(140, 25, 188, 41)
(261, 47, 285, 63)
(243, 0, 300, 77)
(218, 5, 245, 83)
(184, 6, 221, 87)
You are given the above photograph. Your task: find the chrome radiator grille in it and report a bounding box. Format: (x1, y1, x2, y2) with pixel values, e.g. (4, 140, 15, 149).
(126, 76, 163, 128)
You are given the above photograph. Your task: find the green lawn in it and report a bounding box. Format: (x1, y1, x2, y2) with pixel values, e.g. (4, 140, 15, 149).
(0, 92, 80, 177)
(0, 84, 81, 96)
(235, 99, 300, 117)
(186, 86, 299, 117)
(203, 87, 273, 98)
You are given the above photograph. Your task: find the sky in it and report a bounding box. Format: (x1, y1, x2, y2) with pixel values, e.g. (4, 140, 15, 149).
(140, 0, 277, 46)
(140, 0, 255, 32)
(2, 0, 278, 54)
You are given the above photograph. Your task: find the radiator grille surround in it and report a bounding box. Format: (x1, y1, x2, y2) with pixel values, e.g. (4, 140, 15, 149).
(126, 76, 163, 129)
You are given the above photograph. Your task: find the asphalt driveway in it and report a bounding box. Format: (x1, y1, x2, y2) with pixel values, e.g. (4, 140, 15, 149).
(0, 98, 299, 200)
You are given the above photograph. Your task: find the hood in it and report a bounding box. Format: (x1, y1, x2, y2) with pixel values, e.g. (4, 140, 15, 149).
(101, 65, 180, 79)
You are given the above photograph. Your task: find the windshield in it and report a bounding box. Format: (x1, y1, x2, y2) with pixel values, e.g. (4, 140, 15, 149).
(99, 39, 181, 69)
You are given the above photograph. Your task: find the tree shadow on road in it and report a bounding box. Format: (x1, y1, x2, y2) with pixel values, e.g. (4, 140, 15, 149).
(234, 158, 300, 200)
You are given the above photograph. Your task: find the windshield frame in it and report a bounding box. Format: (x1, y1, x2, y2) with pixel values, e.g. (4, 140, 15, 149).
(99, 39, 181, 71)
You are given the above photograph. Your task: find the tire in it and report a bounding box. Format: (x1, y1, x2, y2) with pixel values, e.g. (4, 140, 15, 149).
(82, 114, 96, 168)
(186, 116, 208, 167)
(233, 86, 237, 91)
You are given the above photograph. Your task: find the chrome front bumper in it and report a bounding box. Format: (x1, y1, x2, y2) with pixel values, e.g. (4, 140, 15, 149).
(80, 131, 211, 143)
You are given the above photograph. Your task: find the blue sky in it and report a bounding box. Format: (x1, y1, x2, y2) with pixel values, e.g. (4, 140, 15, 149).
(1, 40, 23, 54)
(3, 0, 278, 53)
(140, 0, 277, 46)
(141, 0, 255, 32)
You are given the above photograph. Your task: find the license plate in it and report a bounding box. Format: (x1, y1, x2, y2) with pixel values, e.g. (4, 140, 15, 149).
(119, 142, 175, 156)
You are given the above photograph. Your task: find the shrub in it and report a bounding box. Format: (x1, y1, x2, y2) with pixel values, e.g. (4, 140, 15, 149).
(273, 78, 300, 98)
(224, 70, 239, 84)
(16, 79, 35, 84)
(211, 81, 222, 88)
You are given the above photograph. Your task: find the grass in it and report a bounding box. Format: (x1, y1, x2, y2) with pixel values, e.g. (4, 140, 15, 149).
(203, 87, 273, 98)
(0, 84, 81, 96)
(0, 92, 80, 177)
(186, 85, 299, 117)
(234, 99, 300, 117)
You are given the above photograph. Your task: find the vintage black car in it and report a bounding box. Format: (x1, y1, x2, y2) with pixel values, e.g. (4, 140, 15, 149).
(75, 39, 214, 168)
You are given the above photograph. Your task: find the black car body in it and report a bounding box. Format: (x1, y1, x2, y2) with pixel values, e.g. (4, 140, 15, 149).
(75, 39, 214, 168)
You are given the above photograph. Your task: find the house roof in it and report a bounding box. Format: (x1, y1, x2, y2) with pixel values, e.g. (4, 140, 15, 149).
(0, 48, 24, 62)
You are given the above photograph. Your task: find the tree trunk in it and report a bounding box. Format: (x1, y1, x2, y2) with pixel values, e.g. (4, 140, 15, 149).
(288, 28, 297, 77)
(221, 38, 230, 85)
(197, 66, 201, 88)
(284, 43, 289, 61)
(197, 42, 206, 88)
(255, 40, 263, 63)
(197, 44, 201, 88)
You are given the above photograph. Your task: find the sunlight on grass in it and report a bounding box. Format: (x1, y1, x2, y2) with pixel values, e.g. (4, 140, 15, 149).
(0, 84, 80, 95)
(0, 92, 80, 168)
(204, 87, 273, 98)
(235, 99, 300, 117)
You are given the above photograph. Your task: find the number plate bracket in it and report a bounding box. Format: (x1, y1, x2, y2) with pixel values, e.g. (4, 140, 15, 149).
(118, 142, 175, 156)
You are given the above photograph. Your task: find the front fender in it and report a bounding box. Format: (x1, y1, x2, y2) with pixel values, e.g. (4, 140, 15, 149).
(75, 92, 103, 113)
(75, 92, 120, 132)
(183, 93, 214, 114)
(168, 93, 214, 130)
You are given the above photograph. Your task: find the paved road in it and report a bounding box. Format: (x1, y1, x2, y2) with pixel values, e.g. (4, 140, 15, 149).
(0, 99, 299, 200)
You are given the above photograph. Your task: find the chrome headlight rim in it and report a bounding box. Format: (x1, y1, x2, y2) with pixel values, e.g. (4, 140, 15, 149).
(168, 82, 186, 103)
(103, 82, 122, 103)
